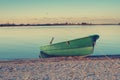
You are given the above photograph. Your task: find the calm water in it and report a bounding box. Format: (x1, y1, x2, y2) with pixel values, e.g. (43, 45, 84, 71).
(0, 25, 120, 60)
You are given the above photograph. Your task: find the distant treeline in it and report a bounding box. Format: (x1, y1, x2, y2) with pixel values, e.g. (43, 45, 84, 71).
(0, 22, 120, 26)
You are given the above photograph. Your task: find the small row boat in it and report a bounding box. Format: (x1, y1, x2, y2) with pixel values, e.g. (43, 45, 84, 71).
(39, 34, 99, 58)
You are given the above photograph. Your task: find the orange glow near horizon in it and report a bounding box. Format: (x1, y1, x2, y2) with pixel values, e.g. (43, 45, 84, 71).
(0, 17, 120, 24)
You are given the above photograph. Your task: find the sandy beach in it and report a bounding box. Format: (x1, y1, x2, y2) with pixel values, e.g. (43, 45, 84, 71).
(0, 56, 120, 80)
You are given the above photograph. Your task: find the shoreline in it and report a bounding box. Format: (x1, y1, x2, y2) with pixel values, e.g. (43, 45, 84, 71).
(0, 55, 120, 62)
(0, 56, 120, 80)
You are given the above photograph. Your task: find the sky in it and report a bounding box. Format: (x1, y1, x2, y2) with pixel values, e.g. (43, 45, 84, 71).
(0, 0, 120, 24)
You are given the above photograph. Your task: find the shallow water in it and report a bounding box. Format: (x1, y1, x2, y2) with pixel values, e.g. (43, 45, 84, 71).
(0, 25, 120, 59)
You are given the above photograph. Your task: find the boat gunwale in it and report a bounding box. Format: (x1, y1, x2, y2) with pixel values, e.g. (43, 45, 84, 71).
(40, 34, 99, 49)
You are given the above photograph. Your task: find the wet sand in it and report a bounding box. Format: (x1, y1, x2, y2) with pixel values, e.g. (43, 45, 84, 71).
(0, 56, 120, 80)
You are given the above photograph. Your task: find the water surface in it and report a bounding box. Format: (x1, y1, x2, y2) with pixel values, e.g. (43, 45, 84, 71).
(0, 25, 120, 60)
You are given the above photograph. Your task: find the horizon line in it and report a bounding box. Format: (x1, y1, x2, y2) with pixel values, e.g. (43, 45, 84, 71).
(0, 22, 120, 27)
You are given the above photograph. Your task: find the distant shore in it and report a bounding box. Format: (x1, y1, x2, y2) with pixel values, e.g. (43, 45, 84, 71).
(0, 56, 120, 80)
(0, 23, 120, 27)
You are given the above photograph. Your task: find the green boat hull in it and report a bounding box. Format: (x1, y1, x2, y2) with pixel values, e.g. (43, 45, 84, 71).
(40, 35, 99, 58)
